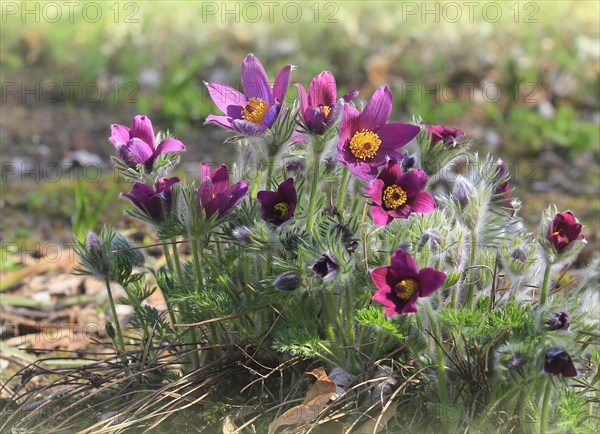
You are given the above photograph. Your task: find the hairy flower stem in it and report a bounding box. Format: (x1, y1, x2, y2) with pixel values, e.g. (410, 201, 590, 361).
(466, 229, 477, 309)
(320, 291, 341, 360)
(172, 239, 201, 371)
(426, 303, 447, 403)
(540, 377, 552, 434)
(104, 276, 126, 353)
(306, 139, 322, 234)
(540, 261, 553, 306)
(265, 156, 275, 190)
(161, 244, 179, 328)
(337, 167, 350, 211)
(344, 285, 355, 348)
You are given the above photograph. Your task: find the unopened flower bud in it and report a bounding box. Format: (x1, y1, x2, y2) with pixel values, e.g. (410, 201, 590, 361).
(232, 226, 253, 243)
(401, 155, 416, 172)
(418, 229, 442, 251)
(273, 271, 301, 292)
(285, 158, 306, 174)
(546, 311, 570, 331)
(86, 231, 102, 252)
(111, 233, 144, 267)
(511, 247, 527, 263)
(452, 177, 473, 209)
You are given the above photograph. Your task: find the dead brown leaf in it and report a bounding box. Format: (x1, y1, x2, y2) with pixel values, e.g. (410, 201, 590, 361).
(268, 369, 336, 433)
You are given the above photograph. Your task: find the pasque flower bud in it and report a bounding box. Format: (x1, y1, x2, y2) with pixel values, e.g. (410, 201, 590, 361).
(273, 271, 302, 291)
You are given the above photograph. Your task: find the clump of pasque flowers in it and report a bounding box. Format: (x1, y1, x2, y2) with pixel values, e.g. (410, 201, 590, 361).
(70, 53, 594, 434)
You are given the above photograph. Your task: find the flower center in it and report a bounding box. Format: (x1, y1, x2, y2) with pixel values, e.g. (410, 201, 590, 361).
(273, 202, 290, 220)
(242, 97, 270, 125)
(383, 185, 407, 209)
(395, 279, 419, 300)
(348, 129, 381, 160)
(322, 105, 331, 118)
(553, 230, 569, 243)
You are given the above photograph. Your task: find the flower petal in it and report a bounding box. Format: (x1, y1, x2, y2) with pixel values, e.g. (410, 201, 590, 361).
(371, 205, 393, 226)
(272, 64, 292, 104)
(297, 83, 309, 120)
(241, 54, 271, 101)
(358, 85, 392, 131)
(338, 105, 360, 148)
(377, 122, 421, 150)
(118, 138, 154, 168)
(417, 268, 446, 297)
(371, 266, 393, 294)
(309, 71, 337, 107)
(110, 124, 130, 147)
(131, 115, 156, 150)
(257, 191, 283, 221)
(342, 89, 359, 103)
(400, 169, 428, 197)
(277, 178, 297, 205)
(390, 248, 419, 279)
(205, 114, 235, 130)
(377, 160, 403, 187)
(410, 191, 436, 213)
(232, 119, 269, 136)
(263, 102, 279, 128)
(205, 82, 246, 117)
(155, 138, 185, 156)
(365, 179, 385, 204)
(210, 164, 230, 195)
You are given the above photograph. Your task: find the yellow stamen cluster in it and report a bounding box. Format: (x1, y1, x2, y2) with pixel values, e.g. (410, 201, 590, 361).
(553, 231, 569, 243)
(273, 202, 290, 220)
(395, 279, 419, 300)
(348, 129, 381, 160)
(242, 97, 270, 125)
(383, 185, 407, 209)
(322, 105, 331, 118)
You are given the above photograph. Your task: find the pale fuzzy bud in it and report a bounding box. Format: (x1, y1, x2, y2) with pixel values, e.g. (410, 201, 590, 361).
(273, 271, 302, 292)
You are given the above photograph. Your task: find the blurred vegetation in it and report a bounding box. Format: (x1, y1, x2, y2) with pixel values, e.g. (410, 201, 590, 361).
(0, 0, 598, 255)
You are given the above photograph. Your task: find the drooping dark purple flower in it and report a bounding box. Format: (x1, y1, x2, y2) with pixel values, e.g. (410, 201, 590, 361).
(371, 248, 446, 316)
(121, 177, 180, 222)
(197, 163, 248, 219)
(491, 160, 515, 216)
(546, 311, 570, 331)
(205, 54, 291, 136)
(297, 71, 357, 135)
(257, 178, 297, 227)
(543, 348, 577, 377)
(337, 86, 420, 180)
(364, 160, 435, 225)
(310, 254, 339, 279)
(110, 115, 185, 172)
(425, 123, 464, 148)
(546, 211, 584, 253)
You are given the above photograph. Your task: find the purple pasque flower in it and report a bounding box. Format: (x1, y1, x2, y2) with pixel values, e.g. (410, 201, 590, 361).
(197, 163, 248, 219)
(371, 248, 446, 316)
(337, 86, 420, 180)
(110, 115, 185, 172)
(543, 348, 577, 377)
(257, 178, 297, 227)
(364, 160, 436, 225)
(425, 123, 464, 148)
(121, 177, 180, 222)
(297, 71, 358, 135)
(310, 254, 339, 279)
(205, 54, 292, 136)
(546, 311, 570, 331)
(491, 160, 515, 216)
(546, 211, 584, 253)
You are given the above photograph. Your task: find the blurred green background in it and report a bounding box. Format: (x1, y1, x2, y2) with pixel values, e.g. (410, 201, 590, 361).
(1, 0, 598, 263)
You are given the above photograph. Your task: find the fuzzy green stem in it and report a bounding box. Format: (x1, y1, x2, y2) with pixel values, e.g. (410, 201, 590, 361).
(191, 237, 203, 288)
(426, 303, 447, 403)
(466, 229, 477, 309)
(540, 377, 552, 434)
(105, 276, 126, 353)
(161, 244, 179, 328)
(265, 156, 275, 190)
(344, 285, 355, 348)
(171, 240, 184, 283)
(162, 242, 174, 270)
(319, 291, 340, 359)
(306, 140, 322, 234)
(337, 167, 350, 211)
(540, 261, 553, 306)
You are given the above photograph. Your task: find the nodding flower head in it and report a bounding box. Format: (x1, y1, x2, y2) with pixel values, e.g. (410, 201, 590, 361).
(257, 178, 297, 227)
(546, 311, 570, 331)
(543, 348, 577, 377)
(121, 177, 180, 223)
(425, 123, 465, 148)
(311, 254, 339, 279)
